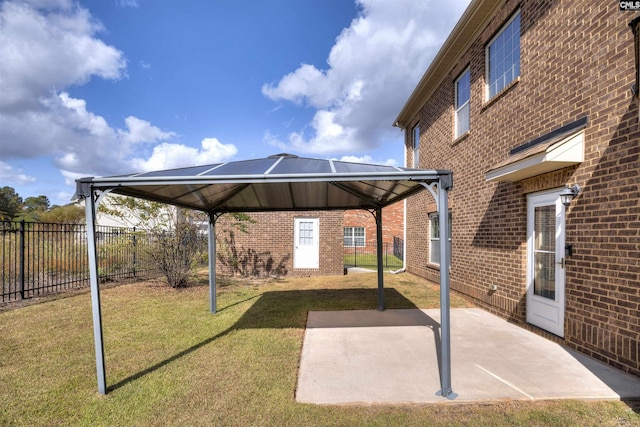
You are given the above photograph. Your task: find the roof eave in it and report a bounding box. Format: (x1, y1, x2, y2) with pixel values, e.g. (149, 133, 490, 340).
(393, 0, 504, 128)
(81, 171, 451, 189)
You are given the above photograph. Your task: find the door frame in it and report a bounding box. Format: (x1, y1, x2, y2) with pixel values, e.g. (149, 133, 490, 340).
(526, 188, 566, 337)
(293, 217, 319, 269)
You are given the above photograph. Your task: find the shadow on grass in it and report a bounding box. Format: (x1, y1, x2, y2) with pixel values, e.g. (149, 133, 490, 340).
(108, 287, 443, 393)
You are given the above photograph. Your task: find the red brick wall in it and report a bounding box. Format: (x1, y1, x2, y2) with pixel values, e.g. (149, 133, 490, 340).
(215, 211, 343, 277)
(405, 0, 640, 376)
(343, 201, 404, 246)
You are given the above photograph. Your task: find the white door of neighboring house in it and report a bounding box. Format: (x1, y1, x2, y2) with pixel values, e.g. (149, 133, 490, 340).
(293, 218, 319, 269)
(526, 189, 566, 337)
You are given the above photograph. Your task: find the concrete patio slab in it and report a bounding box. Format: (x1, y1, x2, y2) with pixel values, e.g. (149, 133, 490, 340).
(296, 308, 640, 404)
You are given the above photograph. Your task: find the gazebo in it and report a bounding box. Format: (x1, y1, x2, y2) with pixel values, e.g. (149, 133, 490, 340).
(75, 154, 454, 398)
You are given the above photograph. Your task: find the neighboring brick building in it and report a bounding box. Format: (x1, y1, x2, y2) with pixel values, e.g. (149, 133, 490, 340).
(215, 211, 344, 277)
(343, 201, 404, 247)
(395, 0, 640, 377)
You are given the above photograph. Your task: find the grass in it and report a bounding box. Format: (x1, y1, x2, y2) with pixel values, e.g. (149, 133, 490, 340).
(343, 253, 403, 270)
(0, 272, 639, 426)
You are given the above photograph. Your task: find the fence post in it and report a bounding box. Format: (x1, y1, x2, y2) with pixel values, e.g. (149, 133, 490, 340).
(353, 244, 358, 267)
(132, 227, 137, 277)
(19, 219, 25, 300)
(384, 242, 388, 268)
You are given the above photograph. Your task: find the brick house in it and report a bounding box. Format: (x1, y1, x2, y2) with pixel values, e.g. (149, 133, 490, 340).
(343, 201, 404, 247)
(215, 203, 404, 277)
(395, 0, 640, 377)
(93, 193, 345, 277)
(215, 211, 344, 277)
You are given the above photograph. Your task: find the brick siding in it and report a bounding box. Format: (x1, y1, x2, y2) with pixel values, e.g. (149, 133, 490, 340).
(215, 211, 344, 277)
(343, 201, 404, 246)
(405, 1, 640, 376)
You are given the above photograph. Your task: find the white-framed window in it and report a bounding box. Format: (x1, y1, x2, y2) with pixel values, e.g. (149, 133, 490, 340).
(344, 226, 365, 247)
(412, 124, 420, 167)
(455, 68, 471, 138)
(429, 211, 452, 266)
(486, 10, 521, 100)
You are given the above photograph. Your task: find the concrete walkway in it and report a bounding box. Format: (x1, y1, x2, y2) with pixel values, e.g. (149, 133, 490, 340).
(296, 308, 640, 404)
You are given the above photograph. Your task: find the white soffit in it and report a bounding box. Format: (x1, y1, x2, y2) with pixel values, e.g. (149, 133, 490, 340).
(486, 130, 585, 183)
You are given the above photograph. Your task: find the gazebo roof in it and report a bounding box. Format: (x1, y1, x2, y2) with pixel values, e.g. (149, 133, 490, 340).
(76, 153, 454, 398)
(75, 153, 452, 213)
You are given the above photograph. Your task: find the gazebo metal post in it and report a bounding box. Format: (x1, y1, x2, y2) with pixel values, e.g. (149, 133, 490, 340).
(208, 213, 217, 314)
(437, 177, 454, 399)
(375, 207, 384, 311)
(84, 189, 107, 395)
(418, 175, 454, 399)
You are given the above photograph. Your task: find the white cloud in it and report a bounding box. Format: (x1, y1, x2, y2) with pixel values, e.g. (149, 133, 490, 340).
(131, 138, 238, 172)
(0, 161, 36, 185)
(339, 155, 398, 167)
(262, 0, 470, 156)
(0, 1, 229, 183)
(0, 1, 125, 111)
(0, 0, 127, 170)
(119, 116, 175, 144)
(60, 169, 86, 187)
(116, 0, 139, 8)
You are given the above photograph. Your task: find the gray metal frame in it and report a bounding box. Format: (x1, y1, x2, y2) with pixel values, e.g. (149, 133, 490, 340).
(76, 155, 454, 398)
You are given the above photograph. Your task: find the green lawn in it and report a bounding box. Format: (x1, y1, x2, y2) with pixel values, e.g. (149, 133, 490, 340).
(0, 273, 638, 426)
(343, 252, 403, 270)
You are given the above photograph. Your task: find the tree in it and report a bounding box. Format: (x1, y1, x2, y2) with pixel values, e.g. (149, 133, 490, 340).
(0, 186, 22, 220)
(23, 195, 50, 212)
(40, 204, 85, 224)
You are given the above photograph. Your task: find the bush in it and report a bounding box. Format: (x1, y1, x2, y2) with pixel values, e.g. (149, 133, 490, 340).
(146, 222, 207, 288)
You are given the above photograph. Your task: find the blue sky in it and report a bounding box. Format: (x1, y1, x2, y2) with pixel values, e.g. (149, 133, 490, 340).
(0, 0, 470, 206)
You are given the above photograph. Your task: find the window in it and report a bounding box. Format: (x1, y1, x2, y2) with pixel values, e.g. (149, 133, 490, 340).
(455, 68, 470, 138)
(412, 124, 420, 167)
(429, 211, 452, 266)
(486, 11, 520, 100)
(344, 226, 365, 247)
(299, 221, 314, 245)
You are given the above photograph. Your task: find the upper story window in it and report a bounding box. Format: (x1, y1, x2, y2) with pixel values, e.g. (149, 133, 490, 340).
(412, 124, 420, 167)
(486, 10, 521, 100)
(455, 68, 470, 138)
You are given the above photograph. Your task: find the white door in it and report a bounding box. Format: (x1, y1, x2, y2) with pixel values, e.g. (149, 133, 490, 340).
(526, 190, 566, 337)
(294, 218, 319, 269)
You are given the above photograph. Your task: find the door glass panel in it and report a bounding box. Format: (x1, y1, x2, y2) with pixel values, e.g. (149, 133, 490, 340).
(298, 221, 313, 245)
(533, 205, 556, 299)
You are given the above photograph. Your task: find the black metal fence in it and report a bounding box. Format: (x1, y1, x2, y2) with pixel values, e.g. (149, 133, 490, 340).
(1, 221, 158, 303)
(343, 239, 404, 270)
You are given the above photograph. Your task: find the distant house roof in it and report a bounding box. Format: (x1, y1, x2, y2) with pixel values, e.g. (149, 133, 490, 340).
(76, 153, 452, 213)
